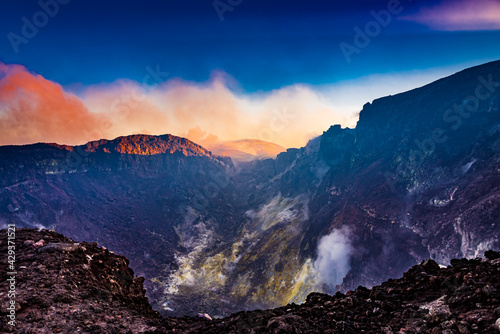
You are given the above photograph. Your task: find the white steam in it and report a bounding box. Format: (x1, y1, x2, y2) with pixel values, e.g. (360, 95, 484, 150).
(313, 226, 353, 291)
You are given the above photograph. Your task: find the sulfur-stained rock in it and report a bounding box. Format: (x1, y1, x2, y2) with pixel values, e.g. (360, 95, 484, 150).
(2, 227, 500, 333)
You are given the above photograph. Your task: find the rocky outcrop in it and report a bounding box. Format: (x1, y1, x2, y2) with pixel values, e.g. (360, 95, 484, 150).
(0, 228, 165, 333)
(82, 134, 214, 157)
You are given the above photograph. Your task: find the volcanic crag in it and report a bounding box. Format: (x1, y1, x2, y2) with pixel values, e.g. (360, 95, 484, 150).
(1, 228, 499, 333)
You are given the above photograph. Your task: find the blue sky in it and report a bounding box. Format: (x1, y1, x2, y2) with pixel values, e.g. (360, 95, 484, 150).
(0, 0, 499, 147)
(1, 0, 499, 90)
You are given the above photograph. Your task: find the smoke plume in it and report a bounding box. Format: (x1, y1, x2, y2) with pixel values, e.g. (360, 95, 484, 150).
(313, 226, 353, 291)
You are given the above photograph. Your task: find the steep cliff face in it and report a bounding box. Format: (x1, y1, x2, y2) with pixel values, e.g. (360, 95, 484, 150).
(186, 60, 500, 312)
(236, 60, 500, 295)
(0, 61, 499, 318)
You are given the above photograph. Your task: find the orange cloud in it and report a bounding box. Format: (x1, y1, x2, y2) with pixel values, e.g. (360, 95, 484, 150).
(0, 63, 104, 145)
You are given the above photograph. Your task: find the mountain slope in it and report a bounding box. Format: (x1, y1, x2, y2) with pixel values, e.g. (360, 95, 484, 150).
(170, 60, 500, 315)
(235, 60, 500, 293)
(0, 134, 243, 316)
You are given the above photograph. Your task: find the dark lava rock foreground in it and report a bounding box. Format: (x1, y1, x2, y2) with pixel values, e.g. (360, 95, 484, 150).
(1, 228, 500, 333)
